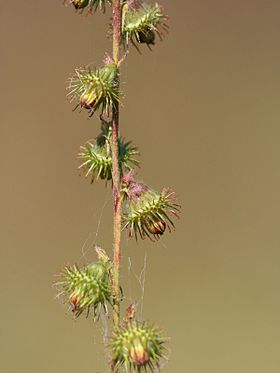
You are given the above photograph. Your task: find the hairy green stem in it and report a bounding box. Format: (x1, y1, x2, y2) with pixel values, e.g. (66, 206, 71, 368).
(111, 0, 121, 334)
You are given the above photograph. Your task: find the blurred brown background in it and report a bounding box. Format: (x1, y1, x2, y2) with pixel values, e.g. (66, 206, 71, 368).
(1, 1, 280, 372)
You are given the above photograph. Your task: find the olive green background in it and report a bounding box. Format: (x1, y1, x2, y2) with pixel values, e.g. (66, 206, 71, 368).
(1, 1, 280, 372)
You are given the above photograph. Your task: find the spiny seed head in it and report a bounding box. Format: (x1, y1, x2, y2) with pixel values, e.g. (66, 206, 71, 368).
(79, 141, 113, 181)
(122, 2, 168, 51)
(78, 120, 139, 183)
(67, 63, 120, 117)
(64, 0, 111, 14)
(110, 321, 166, 372)
(121, 172, 180, 241)
(56, 261, 111, 318)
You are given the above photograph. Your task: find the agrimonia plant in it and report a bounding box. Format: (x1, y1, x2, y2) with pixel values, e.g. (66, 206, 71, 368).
(55, 1, 180, 371)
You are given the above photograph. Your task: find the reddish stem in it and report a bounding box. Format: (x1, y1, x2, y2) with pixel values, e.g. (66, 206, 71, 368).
(111, 0, 121, 333)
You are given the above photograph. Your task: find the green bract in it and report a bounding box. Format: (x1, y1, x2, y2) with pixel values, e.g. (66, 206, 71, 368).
(67, 63, 120, 116)
(57, 261, 111, 318)
(78, 121, 139, 182)
(111, 321, 166, 372)
(64, 0, 111, 13)
(122, 2, 168, 50)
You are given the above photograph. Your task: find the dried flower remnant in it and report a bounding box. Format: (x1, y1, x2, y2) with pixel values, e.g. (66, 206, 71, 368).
(125, 303, 136, 321)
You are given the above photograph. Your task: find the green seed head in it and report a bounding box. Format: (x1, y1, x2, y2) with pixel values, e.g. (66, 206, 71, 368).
(78, 120, 139, 183)
(56, 261, 111, 318)
(122, 173, 180, 241)
(111, 322, 166, 372)
(122, 3, 168, 50)
(67, 63, 120, 117)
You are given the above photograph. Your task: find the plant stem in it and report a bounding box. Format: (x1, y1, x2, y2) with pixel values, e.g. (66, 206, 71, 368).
(112, 106, 121, 332)
(111, 0, 121, 333)
(112, 0, 121, 63)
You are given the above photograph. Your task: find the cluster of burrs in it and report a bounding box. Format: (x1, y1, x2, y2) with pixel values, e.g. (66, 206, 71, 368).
(78, 118, 180, 241)
(65, 0, 168, 50)
(56, 1, 178, 371)
(56, 248, 167, 371)
(66, 0, 168, 116)
(66, 2, 168, 116)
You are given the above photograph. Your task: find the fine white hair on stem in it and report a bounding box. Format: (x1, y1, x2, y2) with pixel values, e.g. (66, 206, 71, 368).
(100, 312, 111, 365)
(127, 251, 148, 321)
(80, 232, 93, 262)
(79, 189, 111, 262)
(139, 251, 147, 320)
